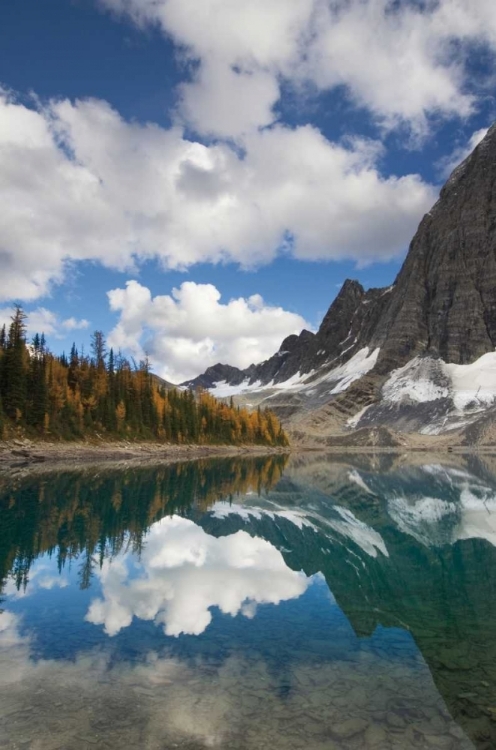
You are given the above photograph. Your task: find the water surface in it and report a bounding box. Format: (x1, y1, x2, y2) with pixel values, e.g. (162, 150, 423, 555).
(1, 453, 496, 749)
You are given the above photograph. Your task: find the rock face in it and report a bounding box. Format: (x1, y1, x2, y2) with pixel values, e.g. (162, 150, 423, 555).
(184, 124, 496, 442)
(370, 122, 496, 372)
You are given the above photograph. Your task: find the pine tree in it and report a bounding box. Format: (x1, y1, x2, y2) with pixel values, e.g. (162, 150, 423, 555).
(68, 343, 79, 393)
(27, 333, 48, 430)
(3, 306, 28, 420)
(104, 347, 117, 431)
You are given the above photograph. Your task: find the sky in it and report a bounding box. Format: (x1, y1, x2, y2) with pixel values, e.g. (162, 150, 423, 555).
(0, 0, 495, 383)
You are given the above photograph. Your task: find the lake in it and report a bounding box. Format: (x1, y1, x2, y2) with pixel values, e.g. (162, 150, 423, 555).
(1, 452, 495, 749)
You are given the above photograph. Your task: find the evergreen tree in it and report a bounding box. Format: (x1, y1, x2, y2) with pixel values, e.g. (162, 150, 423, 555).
(3, 306, 28, 420)
(27, 333, 48, 430)
(68, 343, 79, 393)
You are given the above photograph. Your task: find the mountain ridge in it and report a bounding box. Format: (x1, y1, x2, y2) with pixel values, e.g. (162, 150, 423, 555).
(184, 123, 496, 445)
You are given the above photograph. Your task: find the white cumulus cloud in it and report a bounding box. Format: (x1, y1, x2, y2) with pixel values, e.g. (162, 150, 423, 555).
(107, 280, 311, 382)
(99, 0, 496, 138)
(0, 90, 436, 303)
(101, 0, 314, 138)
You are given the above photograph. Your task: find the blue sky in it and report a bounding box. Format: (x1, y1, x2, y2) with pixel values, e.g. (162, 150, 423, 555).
(0, 0, 495, 382)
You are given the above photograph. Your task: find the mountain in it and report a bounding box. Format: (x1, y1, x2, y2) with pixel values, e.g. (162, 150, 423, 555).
(184, 124, 496, 446)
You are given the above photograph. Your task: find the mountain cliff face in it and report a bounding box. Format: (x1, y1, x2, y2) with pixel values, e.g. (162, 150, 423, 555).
(185, 124, 496, 444)
(371, 122, 496, 373)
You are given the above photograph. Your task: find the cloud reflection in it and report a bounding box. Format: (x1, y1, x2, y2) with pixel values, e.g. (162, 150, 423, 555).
(86, 516, 308, 637)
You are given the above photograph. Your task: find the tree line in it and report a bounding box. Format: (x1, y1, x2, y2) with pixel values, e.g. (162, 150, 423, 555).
(0, 306, 288, 446)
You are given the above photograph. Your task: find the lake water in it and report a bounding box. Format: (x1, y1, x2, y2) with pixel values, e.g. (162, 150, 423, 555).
(1, 452, 496, 749)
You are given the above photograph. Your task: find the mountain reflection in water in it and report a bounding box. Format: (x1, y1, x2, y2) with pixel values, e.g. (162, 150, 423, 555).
(1, 452, 496, 749)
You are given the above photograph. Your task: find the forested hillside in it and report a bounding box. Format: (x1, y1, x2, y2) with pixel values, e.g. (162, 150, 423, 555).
(0, 307, 288, 446)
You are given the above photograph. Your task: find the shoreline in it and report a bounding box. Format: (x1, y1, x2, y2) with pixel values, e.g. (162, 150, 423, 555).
(0, 438, 290, 474)
(2, 436, 496, 476)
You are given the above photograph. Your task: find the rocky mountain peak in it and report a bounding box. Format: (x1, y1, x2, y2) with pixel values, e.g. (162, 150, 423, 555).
(370, 122, 496, 371)
(278, 329, 315, 355)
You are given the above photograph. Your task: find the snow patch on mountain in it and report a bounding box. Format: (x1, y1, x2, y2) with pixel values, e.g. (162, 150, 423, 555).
(383, 353, 496, 409)
(210, 379, 264, 398)
(347, 405, 371, 428)
(272, 370, 317, 391)
(326, 347, 380, 394)
(371, 352, 496, 434)
(382, 358, 449, 403)
(209, 347, 380, 400)
(445, 352, 496, 409)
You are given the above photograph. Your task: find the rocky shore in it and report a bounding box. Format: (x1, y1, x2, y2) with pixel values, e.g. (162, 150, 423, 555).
(2, 432, 496, 478)
(0, 438, 290, 474)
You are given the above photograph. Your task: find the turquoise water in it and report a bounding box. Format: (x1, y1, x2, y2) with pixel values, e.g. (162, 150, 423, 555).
(1, 454, 495, 749)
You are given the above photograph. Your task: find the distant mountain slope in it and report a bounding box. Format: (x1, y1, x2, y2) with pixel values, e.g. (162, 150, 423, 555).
(150, 373, 177, 391)
(184, 124, 496, 445)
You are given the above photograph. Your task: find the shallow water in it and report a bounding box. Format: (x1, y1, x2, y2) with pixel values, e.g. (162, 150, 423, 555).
(1, 453, 496, 749)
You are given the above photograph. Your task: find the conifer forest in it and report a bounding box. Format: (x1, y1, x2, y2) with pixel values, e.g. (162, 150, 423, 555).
(0, 307, 288, 447)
